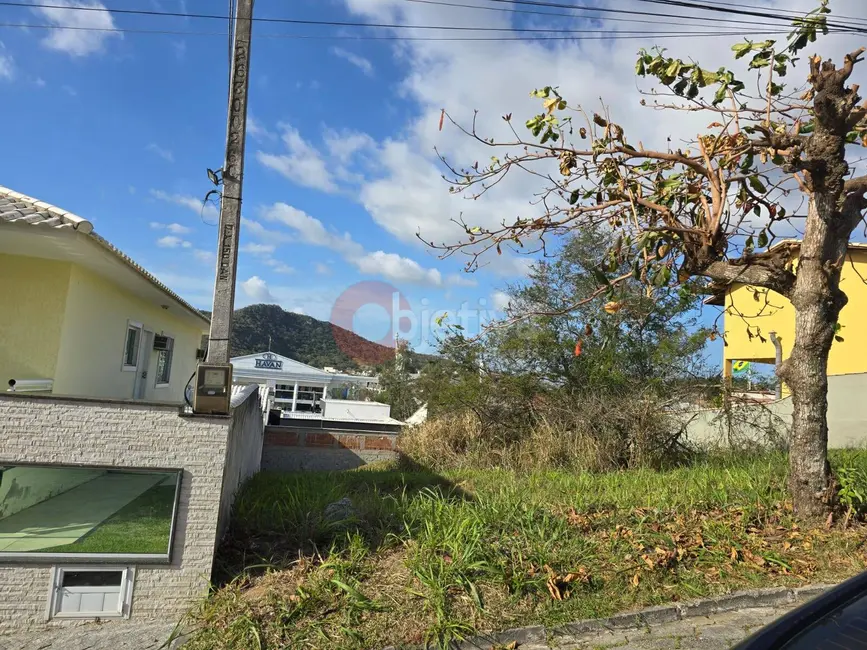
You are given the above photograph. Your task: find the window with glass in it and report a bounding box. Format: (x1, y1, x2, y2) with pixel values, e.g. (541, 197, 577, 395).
(123, 323, 141, 369)
(154, 336, 174, 386)
(0, 465, 180, 562)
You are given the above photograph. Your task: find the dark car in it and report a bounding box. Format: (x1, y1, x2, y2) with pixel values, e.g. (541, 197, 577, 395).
(734, 571, 867, 649)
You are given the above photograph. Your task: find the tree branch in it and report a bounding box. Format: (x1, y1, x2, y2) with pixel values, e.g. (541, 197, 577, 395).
(697, 259, 796, 297)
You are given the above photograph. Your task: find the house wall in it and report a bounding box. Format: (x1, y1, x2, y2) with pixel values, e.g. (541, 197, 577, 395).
(216, 387, 266, 540)
(52, 265, 206, 402)
(0, 255, 71, 383)
(723, 250, 867, 376)
(681, 372, 867, 449)
(0, 393, 229, 630)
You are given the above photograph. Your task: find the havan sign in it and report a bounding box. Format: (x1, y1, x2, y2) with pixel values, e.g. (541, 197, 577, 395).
(255, 353, 283, 370)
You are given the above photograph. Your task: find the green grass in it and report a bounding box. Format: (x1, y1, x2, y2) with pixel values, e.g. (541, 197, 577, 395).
(39, 485, 175, 554)
(185, 451, 867, 650)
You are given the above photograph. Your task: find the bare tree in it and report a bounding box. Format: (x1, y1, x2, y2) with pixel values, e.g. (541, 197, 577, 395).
(427, 2, 867, 519)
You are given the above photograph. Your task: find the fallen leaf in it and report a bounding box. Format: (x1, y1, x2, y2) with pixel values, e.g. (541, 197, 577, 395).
(631, 572, 640, 588)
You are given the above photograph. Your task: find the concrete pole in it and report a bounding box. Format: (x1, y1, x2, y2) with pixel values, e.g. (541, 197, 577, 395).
(207, 0, 254, 364)
(292, 381, 298, 412)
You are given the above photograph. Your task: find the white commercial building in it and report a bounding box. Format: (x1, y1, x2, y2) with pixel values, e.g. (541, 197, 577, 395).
(230, 352, 397, 428)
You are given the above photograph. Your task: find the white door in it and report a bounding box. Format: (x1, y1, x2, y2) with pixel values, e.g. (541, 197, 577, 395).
(134, 330, 154, 399)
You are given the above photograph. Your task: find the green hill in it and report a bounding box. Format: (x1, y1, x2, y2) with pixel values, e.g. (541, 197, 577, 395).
(202, 304, 396, 371)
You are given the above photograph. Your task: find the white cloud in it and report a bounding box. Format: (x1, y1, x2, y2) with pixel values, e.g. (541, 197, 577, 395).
(264, 258, 295, 274)
(33, 0, 121, 57)
(0, 42, 14, 81)
(355, 251, 443, 286)
(336, 0, 867, 279)
(61, 85, 77, 96)
(247, 115, 277, 142)
(150, 221, 192, 234)
(315, 262, 331, 275)
(330, 47, 374, 77)
(243, 217, 294, 243)
(256, 123, 338, 193)
(240, 276, 276, 304)
(323, 128, 376, 164)
(156, 235, 192, 249)
(146, 143, 174, 163)
(34, 77, 46, 88)
(151, 189, 219, 220)
(263, 203, 363, 258)
(291, 307, 306, 315)
(261, 202, 445, 287)
(193, 249, 215, 264)
(447, 273, 478, 287)
(491, 290, 511, 311)
(240, 242, 276, 256)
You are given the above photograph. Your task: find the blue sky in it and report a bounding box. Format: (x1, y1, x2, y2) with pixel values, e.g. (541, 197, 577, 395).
(0, 0, 863, 356)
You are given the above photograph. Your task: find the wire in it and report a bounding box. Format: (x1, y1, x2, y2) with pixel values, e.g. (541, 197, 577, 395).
(0, 21, 807, 41)
(627, 0, 867, 33)
(460, 0, 867, 34)
(706, 0, 867, 26)
(7, 0, 866, 34)
(398, 0, 780, 30)
(0, 0, 764, 32)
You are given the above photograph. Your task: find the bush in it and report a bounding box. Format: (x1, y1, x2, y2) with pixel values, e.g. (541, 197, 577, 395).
(399, 391, 688, 473)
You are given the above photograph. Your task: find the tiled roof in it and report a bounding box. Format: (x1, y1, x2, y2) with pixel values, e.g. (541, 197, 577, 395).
(0, 185, 209, 326)
(0, 186, 94, 233)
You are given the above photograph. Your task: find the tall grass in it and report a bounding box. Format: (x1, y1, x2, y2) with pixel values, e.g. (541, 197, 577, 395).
(186, 451, 867, 650)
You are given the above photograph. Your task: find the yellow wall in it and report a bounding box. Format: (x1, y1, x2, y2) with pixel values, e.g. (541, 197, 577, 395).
(723, 250, 867, 377)
(0, 254, 70, 383)
(53, 264, 206, 401)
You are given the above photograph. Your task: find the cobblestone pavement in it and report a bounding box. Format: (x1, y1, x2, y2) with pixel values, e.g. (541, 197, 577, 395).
(514, 604, 797, 650)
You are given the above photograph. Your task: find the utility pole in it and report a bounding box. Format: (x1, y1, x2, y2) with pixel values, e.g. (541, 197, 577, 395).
(193, 0, 253, 415)
(207, 0, 254, 364)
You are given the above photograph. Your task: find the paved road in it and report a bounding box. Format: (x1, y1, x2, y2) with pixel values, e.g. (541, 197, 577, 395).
(522, 604, 796, 650)
(0, 603, 795, 650)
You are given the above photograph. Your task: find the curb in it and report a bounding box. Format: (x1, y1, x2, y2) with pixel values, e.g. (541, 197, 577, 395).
(390, 583, 834, 650)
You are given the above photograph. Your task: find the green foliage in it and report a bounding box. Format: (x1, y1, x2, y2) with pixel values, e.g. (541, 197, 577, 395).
(187, 451, 867, 650)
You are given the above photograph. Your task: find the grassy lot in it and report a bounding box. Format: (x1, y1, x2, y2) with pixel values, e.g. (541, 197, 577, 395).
(184, 452, 867, 650)
(39, 484, 175, 555)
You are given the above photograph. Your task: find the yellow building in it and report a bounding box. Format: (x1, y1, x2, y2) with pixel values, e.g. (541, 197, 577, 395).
(0, 185, 210, 402)
(706, 240, 867, 385)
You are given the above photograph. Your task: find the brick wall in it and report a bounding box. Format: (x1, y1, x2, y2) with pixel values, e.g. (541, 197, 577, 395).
(0, 394, 230, 631)
(262, 426, 399, 472)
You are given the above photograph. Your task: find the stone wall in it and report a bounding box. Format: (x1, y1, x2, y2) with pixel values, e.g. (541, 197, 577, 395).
(0, 393, 230, 631)
(262, 426, 399, 472)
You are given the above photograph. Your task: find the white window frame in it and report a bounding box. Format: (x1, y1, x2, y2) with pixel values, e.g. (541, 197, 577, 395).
(46, 566, 135, 621)
(154, 334, 175, 388)
(122, 321, 143, 372)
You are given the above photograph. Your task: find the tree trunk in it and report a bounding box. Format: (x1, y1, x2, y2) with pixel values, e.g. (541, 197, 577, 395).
(779, 196, 848, 519)
(777, 51, 865, 520)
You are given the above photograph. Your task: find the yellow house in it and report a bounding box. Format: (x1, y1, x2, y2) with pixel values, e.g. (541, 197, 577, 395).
(0, 185, 210, 402)
(706, 240, 867, 385)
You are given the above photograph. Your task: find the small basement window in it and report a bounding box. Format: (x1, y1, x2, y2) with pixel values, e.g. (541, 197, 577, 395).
(48, 567, 135, 619)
